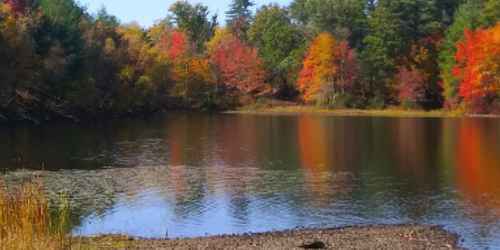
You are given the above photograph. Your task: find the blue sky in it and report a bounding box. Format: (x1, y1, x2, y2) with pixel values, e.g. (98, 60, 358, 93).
(77, 0, 293, 27)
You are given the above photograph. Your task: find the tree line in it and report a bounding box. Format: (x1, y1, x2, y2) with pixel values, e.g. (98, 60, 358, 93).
(1, 0, 499, 123)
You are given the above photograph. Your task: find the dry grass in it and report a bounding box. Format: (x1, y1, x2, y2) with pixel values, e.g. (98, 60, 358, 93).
(232, 105, 468, 118)
(0, 181, 70, 250)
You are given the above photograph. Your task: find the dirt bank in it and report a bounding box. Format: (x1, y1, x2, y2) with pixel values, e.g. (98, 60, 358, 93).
(77, 225, 462, 250)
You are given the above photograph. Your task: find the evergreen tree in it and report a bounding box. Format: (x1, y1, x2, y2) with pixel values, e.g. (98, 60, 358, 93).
(361, 0, 444, 104)
(225, 0, 254, 40)
(248, 4, 305, 94)
(169, 1, 217, 53)
(289, 0, 368, 49)
(480, 0, 500, 27)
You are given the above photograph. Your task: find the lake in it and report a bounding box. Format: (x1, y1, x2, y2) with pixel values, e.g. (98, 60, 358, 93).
(1, 113, 500, 249)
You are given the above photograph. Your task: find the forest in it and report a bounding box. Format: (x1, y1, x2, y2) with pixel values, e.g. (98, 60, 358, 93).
(0, 0, 500, 123)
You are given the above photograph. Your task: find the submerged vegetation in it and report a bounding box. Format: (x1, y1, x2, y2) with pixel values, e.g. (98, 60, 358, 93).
(0, 0, 499, 123)
(0, 181, 69, 250)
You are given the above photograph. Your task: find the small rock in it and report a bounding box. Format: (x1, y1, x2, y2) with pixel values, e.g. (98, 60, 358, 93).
(300, 241, 327, 249)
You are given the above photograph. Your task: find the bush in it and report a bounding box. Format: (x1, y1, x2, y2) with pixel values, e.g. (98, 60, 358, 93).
(324, 93, 354, 109)
(367, 96, 386, 109)
(401, 100, 419, 110)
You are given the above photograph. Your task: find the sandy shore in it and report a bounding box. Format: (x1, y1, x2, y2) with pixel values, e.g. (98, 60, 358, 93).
(76, 225, 462, 250)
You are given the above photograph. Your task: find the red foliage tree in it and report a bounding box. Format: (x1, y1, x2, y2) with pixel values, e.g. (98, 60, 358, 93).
(209, 34, 266, 94)
(397, 67, 426, 106)
(454, 29, 487, 102)
(453, 23, 500, 113)
(167, 31, 189, 60)
(335, 41, 359, 92)
(397, 35, 444, 109)
(157, 30, 190, 61)
(4, 0, 27, 15)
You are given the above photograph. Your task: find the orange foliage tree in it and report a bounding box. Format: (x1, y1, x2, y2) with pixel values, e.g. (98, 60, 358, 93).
(453, 22, 500, 112)
(297, 33, 358, 104)
(156, 29, 215, 101)
(208, 31, 266, 94)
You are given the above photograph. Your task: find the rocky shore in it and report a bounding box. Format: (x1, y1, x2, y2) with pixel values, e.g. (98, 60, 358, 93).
(77, 225, 462, 250)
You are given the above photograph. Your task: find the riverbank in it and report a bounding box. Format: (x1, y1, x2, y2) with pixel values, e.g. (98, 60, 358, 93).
(229, 105, 469, 118)
(75, 225, 461, 250)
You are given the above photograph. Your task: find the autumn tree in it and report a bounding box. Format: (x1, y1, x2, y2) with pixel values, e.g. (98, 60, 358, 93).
(171, 56, 216, 105)
(398, 36, 444, 109)
(208, 31, 266, 95)
(3, 0, 500, 122)
(439, 0, 483, 107)
(4, 0, 30, 15)
(153, 27, 215, 104)
(158, 30, 190, 61)
(77, 7, 122, 112)
(298, 33, 358, 105)
(453, 23, 500, 113)
(206, 27, 232, 53)
(335, 41, 359, 95)
(127, 20, 175, 111)
(397, 67, 427, 108)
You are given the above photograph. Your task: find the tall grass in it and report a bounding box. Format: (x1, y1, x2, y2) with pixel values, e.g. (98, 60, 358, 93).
(0, 181, 70, 250)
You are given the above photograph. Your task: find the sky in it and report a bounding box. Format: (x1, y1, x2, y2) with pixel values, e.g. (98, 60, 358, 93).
(77, 0, 293, 27)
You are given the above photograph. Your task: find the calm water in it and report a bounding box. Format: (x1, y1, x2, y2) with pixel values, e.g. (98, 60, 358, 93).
(1, 113, 500, 249)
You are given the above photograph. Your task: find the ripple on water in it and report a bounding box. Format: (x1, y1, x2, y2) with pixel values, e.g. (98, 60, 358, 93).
(2, 164, 500, 249)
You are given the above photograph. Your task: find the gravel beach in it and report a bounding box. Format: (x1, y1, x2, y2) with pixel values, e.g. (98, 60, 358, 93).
(78, 225, 462, 250)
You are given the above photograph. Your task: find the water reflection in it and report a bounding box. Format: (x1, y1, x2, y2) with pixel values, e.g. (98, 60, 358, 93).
(1, 114, 500, 248)
(456, 119, 500, 211)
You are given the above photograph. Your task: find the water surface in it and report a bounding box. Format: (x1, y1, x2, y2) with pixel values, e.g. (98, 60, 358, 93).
(1, 113, 500, 249)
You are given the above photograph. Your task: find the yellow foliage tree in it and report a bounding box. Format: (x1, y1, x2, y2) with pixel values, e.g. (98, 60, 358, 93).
(171, 57, 216, 100)
(206, 27, 232, 54)
(298, 33, 338, 103)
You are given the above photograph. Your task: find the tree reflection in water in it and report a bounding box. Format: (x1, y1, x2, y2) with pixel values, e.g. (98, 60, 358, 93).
(1, 114, 500, 249)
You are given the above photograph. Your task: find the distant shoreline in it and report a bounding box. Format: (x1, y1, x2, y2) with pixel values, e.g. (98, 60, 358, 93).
(75, 224, 462, 249)
(2, 105, 500, 126)
(229, 105, 500, 119)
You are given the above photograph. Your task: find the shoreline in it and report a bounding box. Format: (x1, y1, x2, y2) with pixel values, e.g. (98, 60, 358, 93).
(75, 224, 463, 249)
(228, 106, 473, 118)
(2, 106, 500, 126)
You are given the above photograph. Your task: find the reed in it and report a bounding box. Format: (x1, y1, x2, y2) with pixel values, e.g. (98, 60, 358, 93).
(0, 181, 70, 250)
